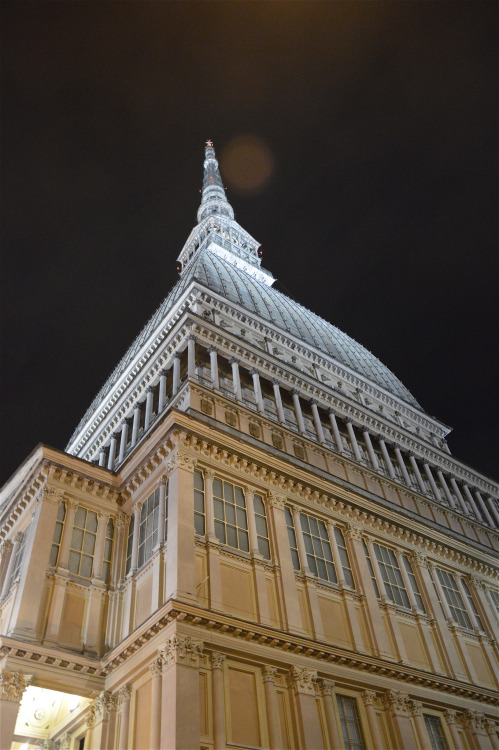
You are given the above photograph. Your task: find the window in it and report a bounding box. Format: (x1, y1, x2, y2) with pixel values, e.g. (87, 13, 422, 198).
(424, 715, 448, 750)
(489, 589, 499, 619)
(336, 695, 366, 750)
(436, 568, 473, 630)
(138, 489, 160, 568)
(300, 513, 336, 583)
(460, 578, 484, 631)
(102, 518, 114, 583)
(401, 554, 425, 611)
(11, 527, 29, 583)
(164, 481, 169, 541)
(126, 515, 134, 575)
(213, 478, 249, 552)
(253, 494, 270, 559)
(362, 540, 380, 598)
(68, 507, 97, 579)
(334, 526, 354, 588)
(194, 470, 205, 535)
(373, 543, 410, 608)
(50, 503, 66, 567)
(285, 507, 300, 571)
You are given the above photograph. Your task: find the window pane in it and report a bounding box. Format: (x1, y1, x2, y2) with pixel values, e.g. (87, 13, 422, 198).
(194, 514, 205, 535)
(224, 482, 234, 504)
(225, 503, 236, 525)
(71, 528, 83, 551)
(213, 477, 223, 497)
(253, 495, 264, 514)
(86, 512, 98, 533)
(236, 507, 247, 529)
(226, 525, 238, 548)
(80, 555, 93, 579)
(255, 515, 267, 536)
(83, 533, 95, 555)
(214, 520, 226, 544)
(74, 508, 86, 528)
(234, 486, 245, 506)
(214, 498, 224, 520)
(68, 551, 80, 574)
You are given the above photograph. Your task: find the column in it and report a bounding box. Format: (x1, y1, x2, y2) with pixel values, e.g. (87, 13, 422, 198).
(0, 671, 30, 750)
(107, 433, 119, 470)
(272, 379, 286, 423)
(0, 533, 21, 599)
(462, 484, 482, 520)
(361, 690, 384, 750)
(204, 468, 216, 540)
(436, 470, 457, 509)
(118, 418, 131, 463)
(408, 452, 427, 494)
(321, 680, 342, 750)
(288, 666, 322, 750)
(474, 491, 494, 526)
(158, 368, 168, 411)
(486, 496, 499, 527)
(211, 652, 226, 750)
(444, 710, 465, 750)
(130, 504, 142, 573)
(394, 446, 412, 486)
(293, 507, 311, 574)
(292, 389, 306, 434)
(245, 488, 260, 555)
(310, 400, 325, 444)
(463, 711, 491, 750)
(157, 477, 167, 546)
(92, 513, 110, 580)
(424, 464, 442, 502)
(229, 358, 242, 401)
(150, 657, 163, 750)
(88, 691, 114, 749)
(378, 437, 396, 479)
(409, 700, 430, 750)
(449, 476, 470, 515)
(327, 409, 344, 454)
(267, 493, 302, 634)
(345, 419, 362, 462)
(164, 449, 197, 603)
(382, 690, 418, 750)
(485, 719, 499, 750)
(363, 430, 379, 470)
(209, 347, 220, 390)
(187, 334, 196, 378)
(57, 500, 76, 569)
(98, 447, 107, 467)
(172, 353, 181, 395)
(131, 402, 141, 447)
(117, 685, 132, 750)
(262, 666, 280, 750)
(144, 386, 154, 430)
(250, 369, 265, 414)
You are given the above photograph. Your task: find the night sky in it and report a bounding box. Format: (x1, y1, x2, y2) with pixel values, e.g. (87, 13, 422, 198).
(1, 3, 497, 486)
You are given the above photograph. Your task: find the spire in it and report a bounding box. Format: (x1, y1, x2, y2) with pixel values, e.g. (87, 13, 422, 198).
(197, 140, 235, 223)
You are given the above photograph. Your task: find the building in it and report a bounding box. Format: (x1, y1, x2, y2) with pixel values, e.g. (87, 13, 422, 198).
(1, 142, 498, 750)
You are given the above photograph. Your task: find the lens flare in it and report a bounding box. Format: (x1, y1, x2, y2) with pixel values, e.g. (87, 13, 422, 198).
(220, 135, 274, 195)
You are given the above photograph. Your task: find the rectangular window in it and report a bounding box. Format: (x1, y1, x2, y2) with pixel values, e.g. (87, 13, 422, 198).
(373, 543, 410, 608)
(362, 540, 380, 598)
(68, 507, 97, 579)
(300, 513, 337, 584)
(334, 526, 354, 588)
(424, 715, 449, 750)
(436, 568, 473, 630)
(489, 589, 499, 618)
(11, 527, 29, 584)
(285, 507, 300, 571)
(138, 489, 160, 568)
(336, 695, 366, 750)
(460, 578, 484, 631)
(253, 494, 270, 559)
(213, 477, 249, 552)
(50, 503, 66, 567)
(125, 515, 134, 575)
(402, 554, 425, 611)
(102, 518, 114, 583)
(194, 470, 205, 535)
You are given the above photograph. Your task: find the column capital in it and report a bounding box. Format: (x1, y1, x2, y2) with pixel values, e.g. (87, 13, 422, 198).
(463, 710, 487, 734)
(187, 334, 197, 341)
(382, 689, 411, 717)
(271, 377, 281, 386)
(408, 700, 423, 717)
(361, 689, 378, 707)
(124, 416, 133, 427)
(287, 665, 317, 696)
(484, 718, 498, 737)
(249, 367, 259, 376)
(443, 709, 458, 726)
(92, 690, 115, 721)
(166, 449, 197, 474)
(291, 388, 300, 396)
(133, 401, 142, 411)
(0, 539, 13, 557)
(309, 398, 318, 406)
(210, 651, 226, 670)
(117, 684, 132, 706)
(149, 656, 163, 677)
(146, 386, 155, 394)
(262, 665, 277, 684)
(320, 679, 335, 697)
(227, 357, 238, 365)
(268, 492, 286, 510)
(345, 522, 363, 542)
(161, 635, 204, 670)
(409, 549, 428, 568)
(0, 670, 30, 702)
(58, 732, 72, 750)
(39, 485, 66, 506)
(466, 574, 484, 590)
(160, 368, 168, 377)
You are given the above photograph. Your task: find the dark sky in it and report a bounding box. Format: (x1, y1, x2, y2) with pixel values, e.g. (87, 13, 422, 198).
(1, 2, 498, 486)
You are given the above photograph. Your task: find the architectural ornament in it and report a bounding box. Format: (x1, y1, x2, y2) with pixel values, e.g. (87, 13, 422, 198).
(262, 665, 277, 683)
(484, 719, 498, 737)
(40, 485, 65, 505)
(0, 670, 30, 702)
(462, 710, 487, 734)
(59, 732, 72, 750)
(0, 540, 12, 559)
(287, 666, 317, 696)
(268, 492, 286, 510)
(443, 709, 458, 726)
(361, 690, 377, 707)
(408, 700, 423, 717)
(92, 690, 115, 721)
(320, 679, 335, 697)
(409, 550, 428, 568)
(383, 690, 411, 717)
(160, 635, 204, 670)
(210, 652, 226, 670)
(116, 684, 132, 706)
(345, 523, 363, 541)
(150, 656, 163, 677)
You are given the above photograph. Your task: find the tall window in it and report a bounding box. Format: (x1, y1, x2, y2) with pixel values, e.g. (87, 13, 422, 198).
(50, 503, 66, 567)
(489, 589, 499, 619)
(362, 540, 380, 598)
(336, 695, 366, 750)
(460, 578, 484, 631)
(401, 554, 425, 611)
(285, 507, 300, 571)
(68, 507, 98, 579)
(254, 494, 270, 559)
(424, 715, 448, 750)
(373, 543, 410, 608)
(138, 489, 160, 568)
(334, 526, 354, 588)
(213, 478, 249, 552)
(102, 518, 114, 583)
(11, 527, 29, 583)
(126, 515, 134, 576)
(300, 513, 336, 583)
(436, 568, 473, 630)
(194, 470, 205, 535)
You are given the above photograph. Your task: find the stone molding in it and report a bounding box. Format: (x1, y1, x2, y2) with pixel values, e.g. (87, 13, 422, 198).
(383, 690, 411, 717)
(160, 635, 204, 670)
(463, 710, 488, 735)
(0, 670, 30, 702)
(361, 689, 378, 706)
(287, 665, 317, 696)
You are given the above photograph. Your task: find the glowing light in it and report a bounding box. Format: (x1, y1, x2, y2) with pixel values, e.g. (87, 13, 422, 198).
(68, 696, 80, 712)
(220, 135, 274, 195)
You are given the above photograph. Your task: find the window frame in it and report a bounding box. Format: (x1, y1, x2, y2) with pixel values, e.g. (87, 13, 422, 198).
(212, 477, 249, 553)
(373, 542, 411, 609)
(300, 512, 337, 584)
(336, 694, 367, 750)
(435, 567, 473, 630)
(68, 506, 98, 579)
(50, 502, 66, 568)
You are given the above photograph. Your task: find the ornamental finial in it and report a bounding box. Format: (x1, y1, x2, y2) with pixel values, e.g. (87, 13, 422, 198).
(205, 139, 213, 148)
